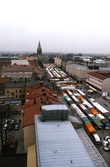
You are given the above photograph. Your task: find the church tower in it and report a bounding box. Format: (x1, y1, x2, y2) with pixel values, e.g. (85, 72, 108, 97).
(37, 41, 42, 55)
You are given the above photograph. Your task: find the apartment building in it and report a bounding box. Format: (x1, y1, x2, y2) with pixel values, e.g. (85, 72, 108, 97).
(54, 55, 62, 67)
(86, 71, 110, 96)
(4, 82, 26, 99)
(2, 64, 34, 81)
(66, 64, 93, 82)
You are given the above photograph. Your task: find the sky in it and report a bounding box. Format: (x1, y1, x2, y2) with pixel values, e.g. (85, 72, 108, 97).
(0, 0, 110, 54)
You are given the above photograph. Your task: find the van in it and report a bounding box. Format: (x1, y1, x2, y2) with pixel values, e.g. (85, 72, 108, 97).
(92, 133, 101, 144)
(96, 114, 105, 121)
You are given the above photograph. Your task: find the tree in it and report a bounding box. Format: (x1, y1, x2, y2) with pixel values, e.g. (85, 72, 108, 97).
(38, 60, 44, 68)
(49, 57, 54, 64)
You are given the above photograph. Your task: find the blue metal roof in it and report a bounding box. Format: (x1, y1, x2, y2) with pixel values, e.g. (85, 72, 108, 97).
(34, 115, 95, 167)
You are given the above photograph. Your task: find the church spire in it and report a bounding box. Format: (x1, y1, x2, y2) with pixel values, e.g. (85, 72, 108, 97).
(37, 41, 42, 55)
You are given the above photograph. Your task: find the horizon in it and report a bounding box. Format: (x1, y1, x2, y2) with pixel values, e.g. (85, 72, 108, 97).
(0, 51, 110, 56)
(1, 0, 110, 54)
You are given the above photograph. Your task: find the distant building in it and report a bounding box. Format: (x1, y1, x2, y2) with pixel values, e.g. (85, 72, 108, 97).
(93, 59, 105, 64)
(4, 82, 26, 98)
(54, 55, 62, 67)
(2, 64, 34, 82)
(37, 41, 42, 55)
(93, 59, 106, 67)
(0, 54, 19, 67)
(66, 64, 96, 82)
(37, 41, 47, 64)
(66, 63, 110, 82)
(11, 60, 29, 65)
(19, 55, 38, 66)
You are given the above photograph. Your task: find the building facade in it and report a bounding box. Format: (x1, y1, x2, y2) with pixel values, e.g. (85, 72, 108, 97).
(4, 82, 26, 98)
(2, 64, 34, 82)
(66, 64, 95, 82)
(54, 55, 62, 67)
(86, 71, 110, 96)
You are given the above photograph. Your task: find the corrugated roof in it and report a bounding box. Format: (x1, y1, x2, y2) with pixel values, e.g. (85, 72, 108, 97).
(35, 115, 95, 167)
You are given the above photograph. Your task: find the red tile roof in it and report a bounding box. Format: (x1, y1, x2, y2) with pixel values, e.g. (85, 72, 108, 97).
(25, 85, 56, 99)
(22, 85, 61, 127)
(22, 103, 41, 127)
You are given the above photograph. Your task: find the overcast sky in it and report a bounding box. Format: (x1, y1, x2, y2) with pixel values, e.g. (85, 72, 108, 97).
(0, 0, 110, 54)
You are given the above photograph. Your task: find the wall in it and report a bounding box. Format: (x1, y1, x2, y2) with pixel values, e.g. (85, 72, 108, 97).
(66, 64, 91, 81)
(5, 87, 25, 98)
(23, 125, 36, 153)
(102, 78, 110, 95)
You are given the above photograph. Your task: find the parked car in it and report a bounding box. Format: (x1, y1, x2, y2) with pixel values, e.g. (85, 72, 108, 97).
(101, 136, 110, 151)
(92, 133, 101, 145)
(10, 119, 15, 124)
(103, 146, 110, 151)
(14, 124, 19, 130)
(6, 119, 15, 124)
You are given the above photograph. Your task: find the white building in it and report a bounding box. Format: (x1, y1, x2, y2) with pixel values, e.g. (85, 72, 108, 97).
(86, 71, 110, 96)
(11, 60, 29, 65)
(66, 64, 96, 82)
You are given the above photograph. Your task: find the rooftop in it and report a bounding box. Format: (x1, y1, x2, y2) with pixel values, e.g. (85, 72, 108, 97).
(67, 63, 110, 71)
(42, 104, 68, 111)
(87, 71, 110, 80)
(35, 115, 95, 167)
(5, 82, 26, 88)
(2, 64, 34, 72)
(11, 60, 29, 65)
(22, 85, 60, 127)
